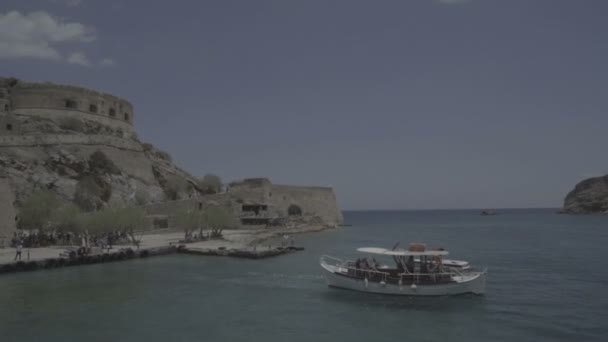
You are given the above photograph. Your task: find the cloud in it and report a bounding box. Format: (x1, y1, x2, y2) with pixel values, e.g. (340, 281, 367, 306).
(100, 58, 116, 67)
(0, 10, 96, 64)
(67, 51, 91, 66)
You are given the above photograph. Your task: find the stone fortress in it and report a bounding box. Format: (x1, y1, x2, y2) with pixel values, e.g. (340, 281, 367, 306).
(0, 77, 137, 144)
(0, 77, 343, 237)
(146, 178, 344, 230)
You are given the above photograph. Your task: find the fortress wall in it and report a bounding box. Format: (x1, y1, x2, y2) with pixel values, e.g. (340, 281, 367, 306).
(0, 99, 9, 113)
(142, 182, 344, 228)
(269, 185, 343, 227)
(8, 82, 133, 134)
(0, 178, 16, 237)
(143, 193, 241, 228)
(0, 115, 21, 135)
(0, 134, 143, 151)
(144, 199, 200, 217)
(227, 178, 272, 204)
(13, 108, 133, 135)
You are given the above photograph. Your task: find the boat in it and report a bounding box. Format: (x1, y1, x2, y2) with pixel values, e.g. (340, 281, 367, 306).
(320, 243, 486, 296)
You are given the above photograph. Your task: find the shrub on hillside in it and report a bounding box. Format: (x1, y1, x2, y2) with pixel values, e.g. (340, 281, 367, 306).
(74, 175, 112, 211)
(198, 174, 222, 194)
(89, 150, 120, 175)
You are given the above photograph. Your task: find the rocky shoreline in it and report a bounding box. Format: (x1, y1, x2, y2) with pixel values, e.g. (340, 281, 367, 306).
(561, 174, 608, 214)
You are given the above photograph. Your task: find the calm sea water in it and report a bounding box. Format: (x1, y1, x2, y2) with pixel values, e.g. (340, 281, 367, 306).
(1, 209, 607, 342)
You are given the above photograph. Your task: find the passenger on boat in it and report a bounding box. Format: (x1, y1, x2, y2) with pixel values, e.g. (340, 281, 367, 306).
(420, 257, 428, 274)
(428, 255, 441, 273)
(372, 258, 380, 270)
(405, 256, 415, 273)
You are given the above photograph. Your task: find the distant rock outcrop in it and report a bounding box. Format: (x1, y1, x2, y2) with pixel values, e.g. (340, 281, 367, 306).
(562, 175, 608, 214)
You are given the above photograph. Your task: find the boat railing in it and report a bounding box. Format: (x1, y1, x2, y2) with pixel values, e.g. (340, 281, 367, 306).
(321, 255, 466, 283)
(320, 255, 344, 265)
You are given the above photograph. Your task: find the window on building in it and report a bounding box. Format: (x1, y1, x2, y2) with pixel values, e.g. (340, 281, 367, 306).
(124, 112, 129, 121)
(65, 99, 78, 109)
(6, 123, 12, 131)
(109, 108, 116, 117)
(3, 104, 8, 112)
(0, 92, 4, 99)
(89, 104, 98, 113)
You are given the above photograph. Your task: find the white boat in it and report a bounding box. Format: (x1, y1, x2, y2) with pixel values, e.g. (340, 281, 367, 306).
(320, 243, 486, 296)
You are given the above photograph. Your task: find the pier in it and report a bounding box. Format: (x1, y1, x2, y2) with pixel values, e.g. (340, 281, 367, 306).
(0, 231, 307, 275)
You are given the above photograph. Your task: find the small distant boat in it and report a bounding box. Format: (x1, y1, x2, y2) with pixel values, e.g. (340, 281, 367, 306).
(480, 210, 497, 216)
(320, 243, 486, 296)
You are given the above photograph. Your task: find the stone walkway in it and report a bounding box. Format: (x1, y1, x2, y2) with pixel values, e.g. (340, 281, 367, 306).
(0, 225, 326, 266)
(0, 229, 264, 265)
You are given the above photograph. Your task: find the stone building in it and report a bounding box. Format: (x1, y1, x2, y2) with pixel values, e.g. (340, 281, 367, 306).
(144, 178, 344, 229)
(1, 77, 134, 138)
(0, 177, 17, 237)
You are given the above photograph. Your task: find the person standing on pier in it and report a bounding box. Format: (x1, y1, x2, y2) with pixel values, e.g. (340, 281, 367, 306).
(14, 240, 23, 261)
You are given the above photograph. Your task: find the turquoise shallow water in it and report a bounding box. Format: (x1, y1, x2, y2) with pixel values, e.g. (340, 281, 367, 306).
(1, 209, 607, 342)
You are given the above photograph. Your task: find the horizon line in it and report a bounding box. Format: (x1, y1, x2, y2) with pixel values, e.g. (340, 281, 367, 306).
(341, 207, 560, 212)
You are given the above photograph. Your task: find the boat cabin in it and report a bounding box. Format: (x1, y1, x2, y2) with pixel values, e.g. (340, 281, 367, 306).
(340, 244, 460, 285)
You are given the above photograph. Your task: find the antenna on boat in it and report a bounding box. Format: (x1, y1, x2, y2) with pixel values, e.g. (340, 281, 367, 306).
(391, 242, 400, 251)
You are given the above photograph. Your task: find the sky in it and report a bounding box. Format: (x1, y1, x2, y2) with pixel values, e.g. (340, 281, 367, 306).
(1, 0, 607, 210)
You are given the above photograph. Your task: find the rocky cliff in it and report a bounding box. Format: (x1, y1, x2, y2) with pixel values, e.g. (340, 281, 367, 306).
(562, 175, 608, 214)
(0, 116, 201, 214)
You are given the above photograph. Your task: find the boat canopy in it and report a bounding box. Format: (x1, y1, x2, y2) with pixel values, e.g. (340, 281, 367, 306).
(357, 247, 449, 256)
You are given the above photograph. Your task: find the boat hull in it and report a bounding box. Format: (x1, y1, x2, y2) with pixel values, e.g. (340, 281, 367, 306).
(321, 262, 486, 296)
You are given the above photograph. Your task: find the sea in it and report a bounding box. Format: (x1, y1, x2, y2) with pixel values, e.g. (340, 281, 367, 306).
(1, 209, 607, 342)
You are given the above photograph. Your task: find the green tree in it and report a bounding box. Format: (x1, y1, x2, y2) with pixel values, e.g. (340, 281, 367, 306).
(198, 174, 222, 194)
(111, 206, 148, 249)
(173, 208, 202, 241)
(203, 206, 237, 238)
(76, 206, 148, 249)
(17, 190, 62, 230)
(49, 203, 84, 233)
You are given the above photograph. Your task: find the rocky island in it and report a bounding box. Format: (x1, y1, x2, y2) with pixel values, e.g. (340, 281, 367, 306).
(0, 77, 343, 242)
(561, 175, 608, 214)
